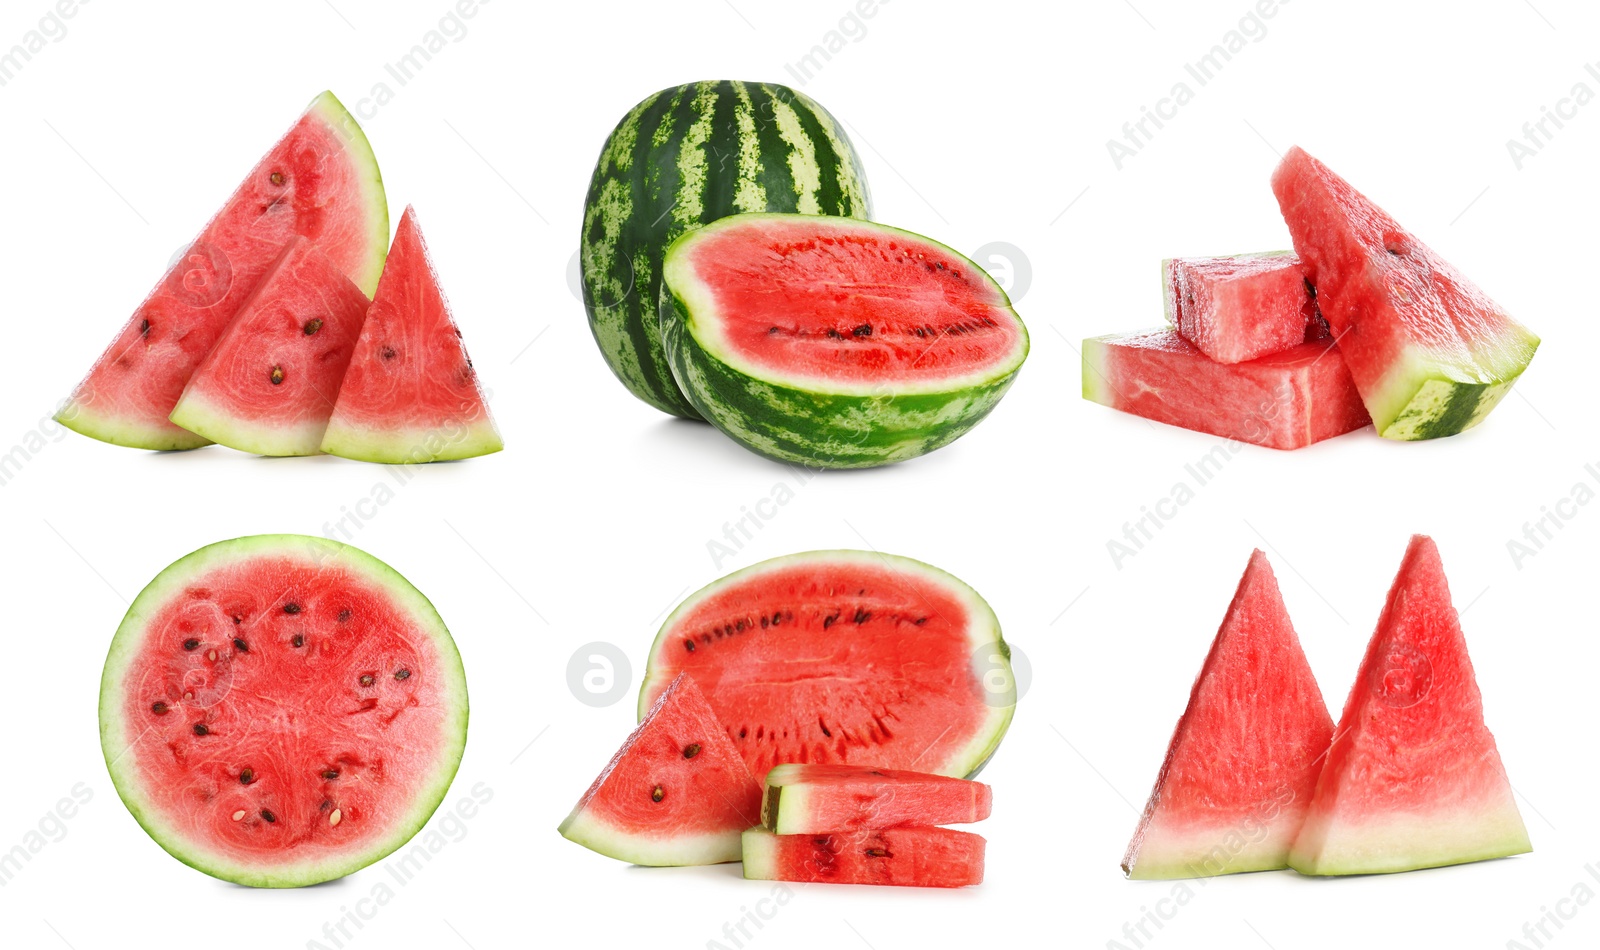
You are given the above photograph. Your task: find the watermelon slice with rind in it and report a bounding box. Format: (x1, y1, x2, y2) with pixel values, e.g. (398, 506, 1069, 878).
(1164, 252, 1324, 364)
(559, 673, 762, 866)
(1289, 535, 1531, 875)
(321, 206, 503, 463)
(743, 826, 985, 888)
(1123, 550, 1332, 880)
(169, 238, 370, 456)
(761, 764, 992, 834)
(58, 92, 388, 451)
(1272, 146, 1539, 440)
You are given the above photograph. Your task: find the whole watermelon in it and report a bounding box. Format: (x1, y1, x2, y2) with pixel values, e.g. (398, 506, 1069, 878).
(579, 80, 872, 419)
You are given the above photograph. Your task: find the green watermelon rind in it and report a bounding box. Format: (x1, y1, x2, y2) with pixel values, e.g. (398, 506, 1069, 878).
(579, 80, 872, 420)
(98, 535, 469, 889)
(1369, 336, 1540, 441)
(637, 550, 1016, 781)
(660, 215, 1029, 469)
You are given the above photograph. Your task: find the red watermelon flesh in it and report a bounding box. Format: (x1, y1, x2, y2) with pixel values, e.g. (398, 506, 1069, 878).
(1082, 329, 1370, 450)
(1289, 535, 1531, 875)
(558, 674, 763, 866)
(743, 826, 985, 888)
(169, 239, 370, 456)
(1123, 550, 1333, 879)
(58, 92, 388, 451)
(321, 206, 503, 463)
(1165, 253, 1324, 364)
(1271, 146, 1539, 440)
(761, 764, 992, 834)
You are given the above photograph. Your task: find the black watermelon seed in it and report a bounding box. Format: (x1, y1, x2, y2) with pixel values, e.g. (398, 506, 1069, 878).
(233, 638, 248, 653)
(291, 635, 304, 648)
(852, 324, 872, 337)
(182, 639, 200, 651)
(139, 318, 151, 336)
(192, 723, 209, 736)
(283, 603, 301, 615)
(239, 768, 254, 785)
(269, 365, 285, 385)
(864, 848, 890, 858)
(381, 346, 397, 360)
(651, 786, 665, 803)
(322, 769, 340, 780)
(394, 669, 411, 681)
(337, 609, 351, 623)
(682, 744, 701, 759)
(260, 809, 277, 823)
(151, 702, 169, 715)
(683, 639, 696, 653)
(269, 171, 285, 185)
(231, 615, 242, 625)
(303, 318, 324, 336)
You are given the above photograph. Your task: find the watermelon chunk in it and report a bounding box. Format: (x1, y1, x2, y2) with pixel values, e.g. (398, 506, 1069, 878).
(1164, 252, 1324, 364)
(761, 764, 992, 834)
(1289, 535, 1532, 875)
(1123, 550, 1333, 879)
(559, 674, 763, 866)
(169, 239, 370, 456)
(321, 207, 504, 463)
(1082, 329, 1370, 450)
(59, 92, 388, 451)
(639, 551, 1015, 784)
(742, 826, 985, 888)
(99, 535, 468, 887)
(1272, 147, 1540, 439)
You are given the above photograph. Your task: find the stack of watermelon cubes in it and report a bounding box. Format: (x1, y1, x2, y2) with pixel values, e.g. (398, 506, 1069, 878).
(1084, 147, 1539, 447)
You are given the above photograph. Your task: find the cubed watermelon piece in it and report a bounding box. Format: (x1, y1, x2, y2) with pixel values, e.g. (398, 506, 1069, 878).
(1272, 147, 1539, 440)
(761, 764, 991, 835)
(1081, 329, 1370, 450)
(742, 826, 985, 888)
(1164, 253, 1324, 364)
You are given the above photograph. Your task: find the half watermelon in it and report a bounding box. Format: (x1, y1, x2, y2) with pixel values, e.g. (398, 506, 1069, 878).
(1289, 535, 1531, 875)
(99, 535, 468, 887)
(639, 551, 1015, 783)
(59, 92, 388, 450)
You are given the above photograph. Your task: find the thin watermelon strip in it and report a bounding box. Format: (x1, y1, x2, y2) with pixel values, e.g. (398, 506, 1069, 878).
(742, 826, 985, 888)
(1289, 536, 1531, 875)
(321, 206, 503, 463)
(58, 92, 387, 451)
(559, 674, 762, 866)
(1164, 252, 1323, 364)
(1123, 550, 1332, 880)
(762, 764, 992, 834)
(1272, 147, 1539, 440)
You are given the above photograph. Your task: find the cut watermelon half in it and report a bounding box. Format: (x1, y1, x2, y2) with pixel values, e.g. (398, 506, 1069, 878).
(1164, 252, 1324, 364)
(1272, 147, 1539, 439)
(58, 92, 388, 451)
(762, 764, 992, 835)
(1082, 329, 1370, 450)
(321, 206, 503, 463)
(99, 535, 468, 888)
(1289, 536, 1531, 875)
(660, 213, 1029, 468)
(1123, 550, 1333, 879)
(559, 673, 762, 866)
(742, 826, 985, 888)
(168, 239, 370, 456)
(639, 551, 1015, 784)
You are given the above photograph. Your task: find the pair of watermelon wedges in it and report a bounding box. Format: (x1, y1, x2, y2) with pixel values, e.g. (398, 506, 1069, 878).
(579, 80, 1029, 469)
(58, 92, 501, 463)
(1123, 536, 1531, 879)
(559, 550, 1016, 888)
(1084, 147, 1540, 447)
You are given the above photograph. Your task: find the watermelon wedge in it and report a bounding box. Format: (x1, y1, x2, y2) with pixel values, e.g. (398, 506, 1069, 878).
(762, 764, 992, 834)
(639, 551, 1015, 784)
(1272, 147, 1540, 439)
(559, 673, 762, 866)
(742, 826, 985, 888)
(168, 239, 370, 456)
(1289, 536, 1531, 875)
(58, 92, 388, 451)
(1123, 550, 1333, 879)
(1082, 329, 1370, 450)
(659, 213, 1029, 468)
(1164, 252, 1324, 364)
(321, 206, 503, 463)
(99, 535, 468, 888)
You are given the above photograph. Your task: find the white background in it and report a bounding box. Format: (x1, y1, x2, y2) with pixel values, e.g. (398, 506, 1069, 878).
(0, 1, 1595, 947)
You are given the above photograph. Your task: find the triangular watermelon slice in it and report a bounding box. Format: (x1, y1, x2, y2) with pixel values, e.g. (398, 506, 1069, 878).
(320, 206, 503, 463)
(1289, 535, 1531, 875)
(169, 239, 371, 456)
(559, 673, 762, 866)
(1272, 147, 1539, 440)
(57, 92, 388, 451)
(1123, 550, 1332, 879)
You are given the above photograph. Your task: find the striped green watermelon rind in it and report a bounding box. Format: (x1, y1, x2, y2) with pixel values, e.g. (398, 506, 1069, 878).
(659, 215, 1028, 469)
(99, 535, 468, 888)
(579, 80, 872, 419)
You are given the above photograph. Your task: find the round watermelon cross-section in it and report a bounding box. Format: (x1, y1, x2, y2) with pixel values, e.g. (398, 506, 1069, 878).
(98, 535, 469, 888)
(638, 551, 1015, 783)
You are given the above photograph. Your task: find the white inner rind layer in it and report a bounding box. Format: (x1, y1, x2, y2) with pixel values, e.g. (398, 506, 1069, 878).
(1289, 802, 1532, 876)
(558, 808, 744, 867)
(168, 387, 332, 457)
(98, 535, 469, 888)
